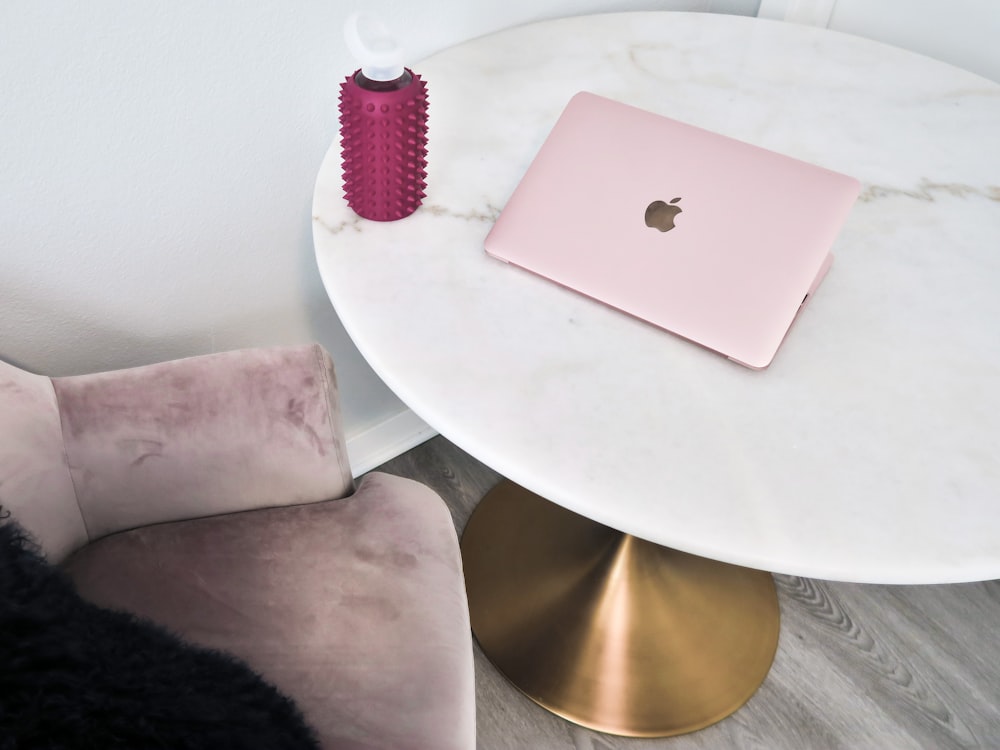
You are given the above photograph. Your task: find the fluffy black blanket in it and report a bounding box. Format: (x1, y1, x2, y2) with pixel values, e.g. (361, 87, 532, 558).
(0, 511, 318, 750)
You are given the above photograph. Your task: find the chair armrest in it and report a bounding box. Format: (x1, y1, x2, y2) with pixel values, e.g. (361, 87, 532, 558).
(51, 344, 354, 542)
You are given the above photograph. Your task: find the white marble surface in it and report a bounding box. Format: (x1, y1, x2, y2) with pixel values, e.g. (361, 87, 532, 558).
(313, 12, 1000, 584)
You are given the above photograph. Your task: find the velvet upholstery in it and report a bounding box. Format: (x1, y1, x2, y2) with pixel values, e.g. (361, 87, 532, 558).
(64, 473, 474, 750)
(0, 358, 87, 561)
(52, 345, 354, 543)
(0, 518, 319, 749)
(0, 345, 475, 750)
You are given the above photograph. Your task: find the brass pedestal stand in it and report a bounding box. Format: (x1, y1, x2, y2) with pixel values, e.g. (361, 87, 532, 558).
(461, 481, 780, 738)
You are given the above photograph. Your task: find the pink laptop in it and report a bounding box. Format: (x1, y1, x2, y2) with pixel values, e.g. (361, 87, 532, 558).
(484, 92, 860, 369)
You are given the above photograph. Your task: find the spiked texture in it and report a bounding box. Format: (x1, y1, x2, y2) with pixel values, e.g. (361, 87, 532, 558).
(339, 71, 429, 222)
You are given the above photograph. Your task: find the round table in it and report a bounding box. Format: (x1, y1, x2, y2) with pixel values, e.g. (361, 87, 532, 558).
(313, 12, 1000, 738)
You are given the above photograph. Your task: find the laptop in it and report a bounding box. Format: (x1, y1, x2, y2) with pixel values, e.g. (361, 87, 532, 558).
(484, 92, 860, 369)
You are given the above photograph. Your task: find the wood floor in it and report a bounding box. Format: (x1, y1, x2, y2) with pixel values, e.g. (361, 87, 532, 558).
(375, 436, 1000, 749)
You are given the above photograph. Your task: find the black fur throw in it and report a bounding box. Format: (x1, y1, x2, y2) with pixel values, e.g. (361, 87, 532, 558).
(0, 511, 319, 750)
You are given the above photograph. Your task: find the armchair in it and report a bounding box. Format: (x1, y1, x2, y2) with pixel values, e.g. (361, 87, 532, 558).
(0, 344, 474, 749)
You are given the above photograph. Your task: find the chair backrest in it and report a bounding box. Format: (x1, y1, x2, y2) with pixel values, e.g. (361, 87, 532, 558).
(1, 345, 355, 563)
(0, 360, 89, 562)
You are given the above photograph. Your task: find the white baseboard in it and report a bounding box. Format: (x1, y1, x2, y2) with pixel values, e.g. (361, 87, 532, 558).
(345, 408, 438, 477)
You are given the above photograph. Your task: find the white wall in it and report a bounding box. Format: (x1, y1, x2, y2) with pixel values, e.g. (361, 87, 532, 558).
(1, 0, 756, 467)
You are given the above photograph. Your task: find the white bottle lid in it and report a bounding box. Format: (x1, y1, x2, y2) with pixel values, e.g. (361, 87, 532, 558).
(344, 12, 405, 81)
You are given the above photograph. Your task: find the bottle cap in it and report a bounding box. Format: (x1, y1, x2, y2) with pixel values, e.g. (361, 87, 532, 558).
(344, 12, 405, 81)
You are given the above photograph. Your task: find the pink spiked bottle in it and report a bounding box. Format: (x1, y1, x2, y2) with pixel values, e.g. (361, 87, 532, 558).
(339, 13, 428, 222)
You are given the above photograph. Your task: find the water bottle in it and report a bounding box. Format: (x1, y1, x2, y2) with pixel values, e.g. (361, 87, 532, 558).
(339, 13, 429, 222)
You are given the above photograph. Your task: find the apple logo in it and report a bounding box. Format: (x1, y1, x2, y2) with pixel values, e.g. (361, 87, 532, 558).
(644, 197, 683, 232)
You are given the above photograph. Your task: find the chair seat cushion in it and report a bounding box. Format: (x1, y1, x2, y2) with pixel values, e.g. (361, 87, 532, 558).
(62, 472, 475, 750)
(0, 515, 318, 749)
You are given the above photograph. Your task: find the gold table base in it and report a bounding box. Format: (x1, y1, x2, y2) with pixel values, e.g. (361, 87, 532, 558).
(461, 481, 780, 738)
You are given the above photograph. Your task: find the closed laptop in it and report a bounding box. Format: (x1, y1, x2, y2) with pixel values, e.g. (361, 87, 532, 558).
(484, 91, 860, 369)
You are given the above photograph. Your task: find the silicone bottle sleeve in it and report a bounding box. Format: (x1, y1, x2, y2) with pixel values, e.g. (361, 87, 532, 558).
(338, 13, 428, 222)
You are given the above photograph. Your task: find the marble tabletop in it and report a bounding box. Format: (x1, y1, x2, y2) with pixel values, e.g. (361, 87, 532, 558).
(313, 12, 1000, 584)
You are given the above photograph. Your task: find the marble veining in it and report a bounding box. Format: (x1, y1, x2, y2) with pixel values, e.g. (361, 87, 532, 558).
(858, 179, 1000, 203)
(314, 13, 1000, 584)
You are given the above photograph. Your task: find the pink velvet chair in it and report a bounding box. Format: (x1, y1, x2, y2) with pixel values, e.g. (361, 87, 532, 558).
(0, 344, 475, 749)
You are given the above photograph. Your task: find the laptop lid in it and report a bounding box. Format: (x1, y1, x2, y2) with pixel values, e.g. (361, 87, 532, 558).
(484, 92, 860, 369)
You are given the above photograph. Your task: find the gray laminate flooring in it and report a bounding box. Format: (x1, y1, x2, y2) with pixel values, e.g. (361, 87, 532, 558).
(374, 436, 1000, 749)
